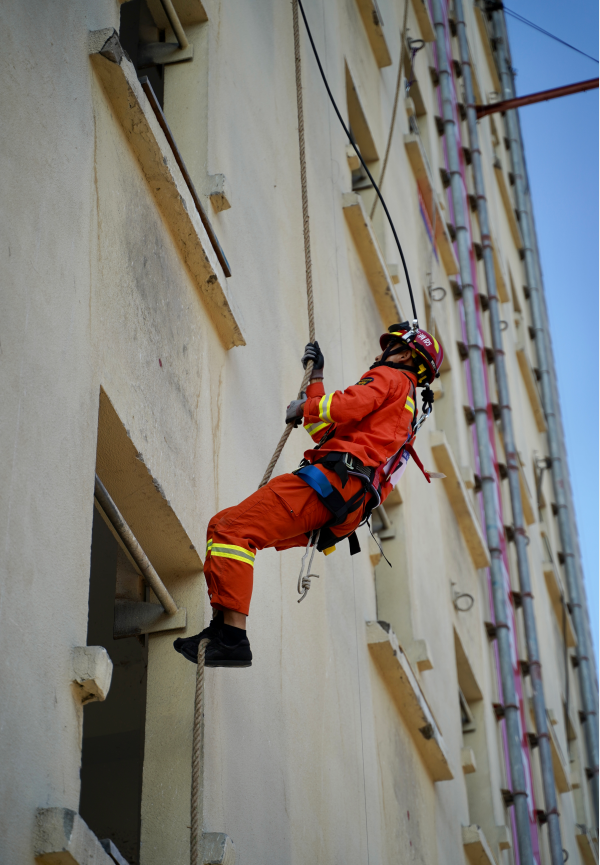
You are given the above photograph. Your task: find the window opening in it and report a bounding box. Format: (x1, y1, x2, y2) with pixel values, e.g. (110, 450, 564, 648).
(79, 508, 148, 865)
(459, 688, 476, 733)
(120, 0, 166, 107)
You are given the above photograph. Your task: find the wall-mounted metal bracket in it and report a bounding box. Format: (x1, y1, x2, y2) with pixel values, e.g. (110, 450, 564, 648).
(114, 599, 186, 638)
(138, 41, 194, 65)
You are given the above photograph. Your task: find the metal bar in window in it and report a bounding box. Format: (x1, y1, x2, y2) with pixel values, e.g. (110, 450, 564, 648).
(140, 77, 232, 277)
(94, 474, 179, 616)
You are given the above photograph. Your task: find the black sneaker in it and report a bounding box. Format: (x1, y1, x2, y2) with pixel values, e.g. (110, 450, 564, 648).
(173, 610, 224, 664)
(204, 630, 253, 668)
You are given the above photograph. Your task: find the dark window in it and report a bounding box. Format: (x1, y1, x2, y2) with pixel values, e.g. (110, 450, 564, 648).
(79, 509, 148, 865)
(119, 0, 165, 107)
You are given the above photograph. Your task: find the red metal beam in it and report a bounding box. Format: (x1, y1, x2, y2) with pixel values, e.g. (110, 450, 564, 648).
(476, 78, 599, 118)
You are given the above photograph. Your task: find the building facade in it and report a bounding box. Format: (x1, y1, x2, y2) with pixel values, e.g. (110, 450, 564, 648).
(0, 1, 597, 864)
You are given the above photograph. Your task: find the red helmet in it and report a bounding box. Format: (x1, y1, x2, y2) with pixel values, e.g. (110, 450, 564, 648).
(380, 323, 444, 386)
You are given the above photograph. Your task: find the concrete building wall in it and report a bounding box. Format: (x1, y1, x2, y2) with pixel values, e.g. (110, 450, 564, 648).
(0, 1, 596, 864)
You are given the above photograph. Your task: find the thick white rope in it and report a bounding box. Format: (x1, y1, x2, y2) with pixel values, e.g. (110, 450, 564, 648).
(190, 6, 317, 859)
(258, 0, 315, 489)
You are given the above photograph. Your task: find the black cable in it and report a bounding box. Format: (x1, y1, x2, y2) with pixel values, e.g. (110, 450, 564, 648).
(296, 0, 418, 322)
(504, 5, 599, 65)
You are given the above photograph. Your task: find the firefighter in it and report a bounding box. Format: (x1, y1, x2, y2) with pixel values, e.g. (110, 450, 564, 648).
(174, 324, 443, 668)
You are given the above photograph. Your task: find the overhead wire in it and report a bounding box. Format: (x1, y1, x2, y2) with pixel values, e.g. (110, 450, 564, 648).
(297, 0, 418, 322)
(503, 5, 599, 65)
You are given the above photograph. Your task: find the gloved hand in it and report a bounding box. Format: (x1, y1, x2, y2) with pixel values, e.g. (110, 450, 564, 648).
(301, 341, 325, 380)
(286, 392, 307, 427)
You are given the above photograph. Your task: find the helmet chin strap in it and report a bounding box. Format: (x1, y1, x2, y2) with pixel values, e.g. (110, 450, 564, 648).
(370, 359, 416, 373)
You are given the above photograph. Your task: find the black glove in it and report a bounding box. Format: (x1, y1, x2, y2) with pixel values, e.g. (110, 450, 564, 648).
(301, 341, 325, 379)
(286, 393, 307, 427)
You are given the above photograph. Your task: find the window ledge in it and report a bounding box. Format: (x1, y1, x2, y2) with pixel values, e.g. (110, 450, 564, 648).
(354, 0, 392, 67)
(462, 824, 497, 865)
(410, 0, 436, 42)
(366, 620, 453, 781)
(576, 826, 599, 865)
(403, 133, 459, 276)
(35, 809, 115, 865)
(88, 29, 245, 349)
(514, 331, 546, 432)
(542, 561, 577, 647)
(342, 192, 404, 323)
(547, 717, 571, 793)
(429, 430, 491, 569)
(493, 162, 523, 250)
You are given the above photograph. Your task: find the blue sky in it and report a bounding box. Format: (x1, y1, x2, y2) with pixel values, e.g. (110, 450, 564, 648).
(504, 1, 598, 659)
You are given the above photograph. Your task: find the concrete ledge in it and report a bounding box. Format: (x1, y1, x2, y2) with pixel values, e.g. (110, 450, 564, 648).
(72, 647, 113, 704)
(575, 826, 599, 865)
(404, 134, 459, 276)
(411, 0, 435, 41)
(406, 638, 434, 672)
(342, 193, 403, 323)
(493, 161, 523, 250)
(34, 808, 113, 865)
(88, 30, 245, 349)
(542, 562, 576, 648)
(366, 621, 453, 781)
(462, 824, 497, 865)
(518, 464, 536, 526)
(429, 430, 491, 569)
(461, 747, 477, 774)
(201, 832, 236, 865)
(515, 347, 547, 433)
(547, 716, 571, 793)
(490, 238, 510, 303)
(354, 0, 392, 67)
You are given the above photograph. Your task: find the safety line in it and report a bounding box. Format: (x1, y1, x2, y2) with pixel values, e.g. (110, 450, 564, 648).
(297, 0, 418, 322)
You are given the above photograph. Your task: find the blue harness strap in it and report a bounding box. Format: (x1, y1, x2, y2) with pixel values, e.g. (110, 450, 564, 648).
(296, 464, 335, 498)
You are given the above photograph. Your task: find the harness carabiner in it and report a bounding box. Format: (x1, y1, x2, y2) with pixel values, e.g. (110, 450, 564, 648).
(297, 529, 320, 603)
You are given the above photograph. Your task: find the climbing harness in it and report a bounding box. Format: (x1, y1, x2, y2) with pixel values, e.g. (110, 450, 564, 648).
(297, 529, 320, 602)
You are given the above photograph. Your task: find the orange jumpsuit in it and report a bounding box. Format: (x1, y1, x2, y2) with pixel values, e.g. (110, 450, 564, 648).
(204, 366, 418, 615)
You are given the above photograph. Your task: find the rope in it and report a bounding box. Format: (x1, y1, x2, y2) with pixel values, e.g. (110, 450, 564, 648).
(190, 637, 209, 865)
(370, 0, 410, 219)
(258, 0, 315, 489)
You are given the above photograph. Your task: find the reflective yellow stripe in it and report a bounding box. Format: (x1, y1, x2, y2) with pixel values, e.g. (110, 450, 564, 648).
(306, 421, 330, 438)
(405, 396, 415, 415)
(319, 393, 334, 423)
(211, 543, 255, 559)
(432, 336, 440, 352)
(206, 539, 213, 551)
(211, 551, 255, 566)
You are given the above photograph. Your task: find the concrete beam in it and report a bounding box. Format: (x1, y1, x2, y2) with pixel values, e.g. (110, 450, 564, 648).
(34, 808, 114, 865)
(366, 621, 453, 781)
(515, 345, 547, 433)
(429, 430, 491, 569)
(575, 827, 599, 865)
(354, 0, 392, 67)
(542, 562, 577, 648)
(411, 0, 436, 41)
(404, 134, 459, 276)
(493, 161, 523, 250)
(88, 30, 245, 349)
(462, 824, 498, 865)
(342, 193, 403, 324)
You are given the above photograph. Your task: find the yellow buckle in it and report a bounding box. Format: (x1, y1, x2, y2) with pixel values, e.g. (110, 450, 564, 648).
(323, 545, 336, 556)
